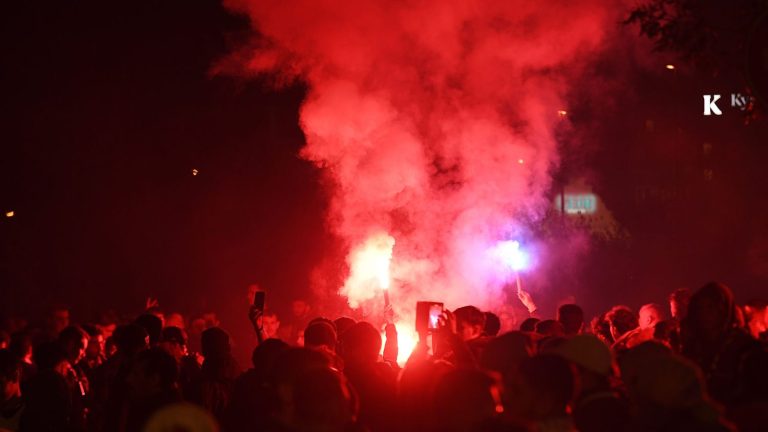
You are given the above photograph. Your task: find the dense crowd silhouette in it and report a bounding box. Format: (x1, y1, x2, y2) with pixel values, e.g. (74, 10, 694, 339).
(1, 281, 767, 431)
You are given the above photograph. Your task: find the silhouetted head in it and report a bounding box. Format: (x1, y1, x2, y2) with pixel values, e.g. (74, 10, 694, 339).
(454, 306, 486, 341)
(81, 324, 105, 361)
(57, 325, 89, 364)
(291, 299, 311, 319)
(483, 312, 501, 336)
(47, 305, 70, 335)
(557, 304, 584, 335)
(145, 307, 165, 327)
(590, 313, 613, 345)
(113, 324, 150, 357)
(161, 326, 187, 347)
(262, 310, 281, 339)
(606, 306, 638, 341)
(134, 313, 164, 346)
(638, 303, 665, 329)
(304, 321, 337, 352)
(333, 317, 356, 338)
(683, 282, 737, 340)
(96, 310, 119, 339)
(340, 322, 381, 365)
(160, 326, 188, 362)
(519, 317, 540, 332)
(669, 288, 692, 320)
(479, 331, 534, 375)
(201, 327, 231, 359)
(535, 319, 565, 337)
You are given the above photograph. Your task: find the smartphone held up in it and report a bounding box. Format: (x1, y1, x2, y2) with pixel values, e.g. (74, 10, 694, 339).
(415, 301, 444, 333)
(253, 291, 266, 311)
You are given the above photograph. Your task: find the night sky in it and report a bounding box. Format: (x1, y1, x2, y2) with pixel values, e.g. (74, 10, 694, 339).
(0, 1, 332, 320)
(2, 1, 767, 322)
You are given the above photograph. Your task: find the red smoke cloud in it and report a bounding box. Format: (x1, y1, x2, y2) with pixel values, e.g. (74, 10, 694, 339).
(225, 0, 622, 338)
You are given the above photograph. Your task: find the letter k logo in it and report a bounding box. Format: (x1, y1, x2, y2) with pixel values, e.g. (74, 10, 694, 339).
(703, 94, 722, 115)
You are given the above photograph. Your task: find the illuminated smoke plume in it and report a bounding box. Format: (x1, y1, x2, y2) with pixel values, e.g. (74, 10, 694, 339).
(343, 232, 395, 308)
(225, 0, 618, 348)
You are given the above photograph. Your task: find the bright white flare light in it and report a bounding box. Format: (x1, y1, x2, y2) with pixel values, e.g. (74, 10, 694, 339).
(494, 240, 528, 272)
(341, 233, 395, 307)
(396, 328, 417, 365)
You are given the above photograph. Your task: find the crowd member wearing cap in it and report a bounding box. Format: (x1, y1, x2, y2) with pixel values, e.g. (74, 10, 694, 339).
(304, 320, 344, 370)
(304, 319, 337, 354)
(547, 335, 630, 432)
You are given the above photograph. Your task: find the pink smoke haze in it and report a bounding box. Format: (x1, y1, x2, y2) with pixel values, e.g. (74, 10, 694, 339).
(225, 0, 622, 349)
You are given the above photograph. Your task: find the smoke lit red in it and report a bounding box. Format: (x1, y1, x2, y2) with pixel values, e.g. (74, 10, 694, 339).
(226, 0, 617, 359)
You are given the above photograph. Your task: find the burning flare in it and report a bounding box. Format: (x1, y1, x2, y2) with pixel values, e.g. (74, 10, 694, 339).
(342, 233, 395, 308)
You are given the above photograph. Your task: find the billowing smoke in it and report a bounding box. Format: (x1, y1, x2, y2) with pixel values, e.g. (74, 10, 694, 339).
(225, 0, 619, 353)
